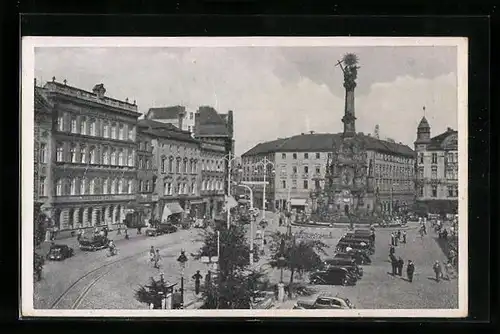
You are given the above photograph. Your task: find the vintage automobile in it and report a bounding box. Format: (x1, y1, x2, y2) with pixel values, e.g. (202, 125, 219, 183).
(341, 235, 375, 247)
(334, 251, 371, 266)
(324, 258, 363, 278)
(293, 295, 355, 309)
(250, 291, 275, 309)
(309, 267, 357, 286)
(78, 235, 109, 251)
(146, 223, 178, 237)
(336, 240, 374, 255)
(46, 244, 74, 261)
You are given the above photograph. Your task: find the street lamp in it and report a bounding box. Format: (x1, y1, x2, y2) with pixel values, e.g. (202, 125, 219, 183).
(221, 153, 239, 229)
(236, 183, 255, 265)
(176, 250, 188, 309)
(254, 158, 275, 222)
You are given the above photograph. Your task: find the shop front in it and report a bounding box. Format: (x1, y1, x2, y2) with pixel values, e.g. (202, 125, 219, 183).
(290, 198, 308, 213)
(161, 201, 185, 224)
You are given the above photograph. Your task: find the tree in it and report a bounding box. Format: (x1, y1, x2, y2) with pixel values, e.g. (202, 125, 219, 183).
(193, 223, 266, 309)
(134, 276, 169, 309)
(34, 203, 47, 248)
(269, 231, 328, 297)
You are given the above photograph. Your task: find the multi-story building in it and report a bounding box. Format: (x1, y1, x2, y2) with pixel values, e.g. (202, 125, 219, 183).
(199, 141, 227, 219)
(35, 79, 141, 231)
(145, 105, 196, 134)
(242, 132, 415, 214)
(414, 117, 458, 214)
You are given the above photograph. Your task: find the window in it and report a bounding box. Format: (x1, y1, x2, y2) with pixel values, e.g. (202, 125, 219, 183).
(89, 119, 96, 136)
(119, 124, 124, 140)
(103, 122, 109, 138)
(70, 178, 77, 195)
(103, 179, 109, 194)
(80, 178, 86, 195)
(39, 176, 46, 196)
(304, 153, 309, 159)
(454, 185, 458, 197)
(303, 180, 309, 189)
(419, 153, 424, 164)
(431, 153, 438, 164)
(139, 180, 144, 192)
(128, 126, 134, 140)
(169, 159, 173, 173)
(316, 152, 321, 159)
(56, 179, 63, 196)
(70, 145, 77, 163)
(128, 152, 133, 166)
(448, 186, 454, 198)
(315, 180, 320, 189)
(80, 117, 87, 134)
(315, 167, 320, 174)
(161, 158, 166, 172)
(281, 180, 286, 188)
(89, 147, 96, 164)
(281, 153, 286, 159)
(327, 153, 332, 159)
(147, 159, 152, 170)
(202, 180, 206, 191)
(89, 179, 95, 195)
(292, 166, 297, 174)
(103, 149, 110, 165)
(183, 160, 188, 173)
(40, 143, 47, 163)
(118, 150, 124, 165)
(111, 150, 117, 165)
(292, 179, 297, 188)
(56, 144, 64, 162)
(128, 180, 133, 194)
(57, 114, 65, 131)
(118, 179, 124, 194)
(304, 166, 309, 174)
(431, 185, 437, 197)
(292, 153, 297, 160)
(176, 159, 180, 173)
(190, 112, 194, 120)
(71, 117, 77, 133)
(188, 126, 191, 132)
(111, 123, 117, 139)
(111, 179, 116, 194)
(431, 166, 437, 179)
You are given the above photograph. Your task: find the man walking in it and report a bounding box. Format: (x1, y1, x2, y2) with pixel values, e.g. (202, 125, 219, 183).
(390, 253, 397, 276)
(153, 249, 162, 269)
(402, 231, 407, 244)
(394, 232, 399, 246)
(397, 257, 404, 276)
(192, 270, 203, 295)
(406, 260, 415, 282)
(390, 232, 395, 246)
(433, 260, 442, 282)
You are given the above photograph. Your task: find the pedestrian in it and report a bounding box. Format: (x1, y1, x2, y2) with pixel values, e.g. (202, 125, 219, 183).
(402, 231, 407, 244)
(124, 228, 129, 240)
(449, 249, 457, 267)
(77, 228, 83, 242)
(443, 261, 453, 280)
(433, 260, 442, 282)
(397, 257, 404, 276)
(390, 254, 397, 276)
(394, 232, 399, 246)
(149, 246, 155, 263)
(406, 260, 415, 282)
(192, 270, 203, 295)
(137, 225, 142, 235)
(390, 233, 395, 246)
(153, 249, 162, 269)
(94, 226, 99, 235)
(397, 230, 402, 240)
(103, 227, 108, 238)
(389, 245, 395, 256)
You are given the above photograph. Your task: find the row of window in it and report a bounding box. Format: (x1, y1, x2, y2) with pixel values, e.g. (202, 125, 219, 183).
(58, 112, 135, 141)
(417, 166, 458, 180)
(417, 185, 458, 198)
(281, 179, 320, 190)
(375, 179, 413, 192)
(40, 177, 135, 197)
(161, 157, 198, 174)
(376, 152, 412, 165)
(447, 152, 459, 163)
(138, 180, 154, 193)
(138, 156, 153, 170)
(419, 152, 439, 164)
(282, 152, 323, 160)
(163, 181, 197, 196)
(202, 179, 224, 191)
(51, 142, 135, 167)
(374, 164, 413, 178)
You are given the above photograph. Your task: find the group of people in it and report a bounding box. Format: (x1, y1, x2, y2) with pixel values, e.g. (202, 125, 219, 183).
(389, 247, 415, 282)
(390, 230, 407, 246)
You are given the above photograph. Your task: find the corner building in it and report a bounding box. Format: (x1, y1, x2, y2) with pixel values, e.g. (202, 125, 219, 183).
(35, 79, 141, 231)
(242, 132, 415, 214)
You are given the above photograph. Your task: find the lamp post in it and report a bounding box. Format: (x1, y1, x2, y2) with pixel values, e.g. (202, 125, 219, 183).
(236, 183, 254, 265)
(221, 153, 239, 229)
(254, 157, 275, 222)
(177, 250, 188, 309)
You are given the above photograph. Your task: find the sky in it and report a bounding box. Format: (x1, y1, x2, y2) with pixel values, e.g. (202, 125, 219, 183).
(34, 45, 458, 155)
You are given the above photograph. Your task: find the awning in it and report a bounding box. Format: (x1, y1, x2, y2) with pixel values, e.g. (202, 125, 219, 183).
(224, 195, 238, 211)
(290, 198, 307, 206)
(161, 202, 184, 221)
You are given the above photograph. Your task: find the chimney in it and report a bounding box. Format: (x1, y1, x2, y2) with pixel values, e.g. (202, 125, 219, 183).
(194, 110, 201, 136)
(447, 127, 453, 132)
(178, 106, 186, 131)
(301, 132, 305, 135)
(227, 110, 234, 139)
(309, 130, 315, 134)
(92, 84, 106, 99)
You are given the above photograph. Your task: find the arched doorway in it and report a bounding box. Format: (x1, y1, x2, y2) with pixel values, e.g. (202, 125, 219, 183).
(95, 208, 101, 226)
(88, 207, 94, 227)
(115, 205, 120, 223)
(68, 208, 75, 228)
(54, 208, 62, 229)
(344, 204, 350, 216)
(78, 208, 84, 227)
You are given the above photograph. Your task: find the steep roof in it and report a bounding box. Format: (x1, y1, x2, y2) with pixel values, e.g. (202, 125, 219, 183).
(146, 106, 185, 120)
(417, 116, 430, 129)
(195, 106, 230, 137)
(242, 133, 415, 157)
(427, 128, 458, 150)
(138, 118, 197, 143)
(137, 119, 180, 131)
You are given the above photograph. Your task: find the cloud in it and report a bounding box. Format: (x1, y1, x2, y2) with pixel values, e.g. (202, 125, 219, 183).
(34, 46, 458, 156)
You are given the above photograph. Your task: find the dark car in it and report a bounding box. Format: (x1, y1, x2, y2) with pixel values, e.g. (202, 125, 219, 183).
(79, 235, 109, 251)
(309, 267, 357, 286)
(334, 251, 371, 265)
(336, 241, 374, 255)
(146, 224, 178, 236)
(324, 258, 363, 278)
(46, 244, 74, 261)
(340, 236, 375, 248)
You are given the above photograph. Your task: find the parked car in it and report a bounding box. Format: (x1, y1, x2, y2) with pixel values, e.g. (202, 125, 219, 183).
(341, 235, 375, 247)
(324, 258, 364, 277)
(309, 267, 357, 286)
(79, 235, 109, 251)
(293, 295, 355, 309)
(335, 251, 371, 265)
(46, 244, 74, 261)
(337, 240, 374, 254)
(146, 224, 178, 237)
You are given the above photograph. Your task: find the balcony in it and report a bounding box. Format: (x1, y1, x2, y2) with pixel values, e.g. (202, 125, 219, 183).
(52, 193, 136, 204)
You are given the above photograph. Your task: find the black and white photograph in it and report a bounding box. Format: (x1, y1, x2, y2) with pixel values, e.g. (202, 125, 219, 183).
(21, 37, 468, 317)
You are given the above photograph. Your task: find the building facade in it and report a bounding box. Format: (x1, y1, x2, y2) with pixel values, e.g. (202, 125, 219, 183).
(35, 79, 141, 231)
(242, 132, 415, 214)
(414, 117, 458, 214)
(199, 141, 227, 219)
(145, 106, 196, 134)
